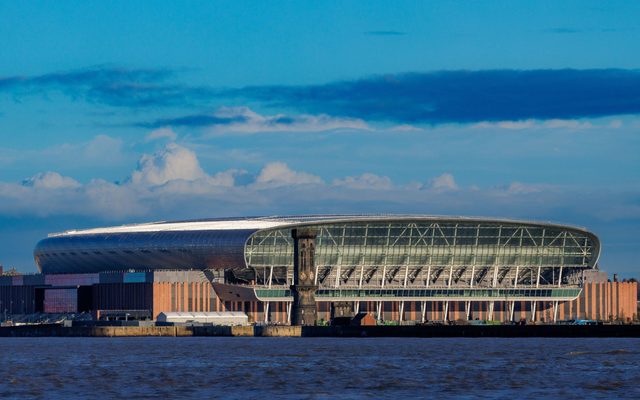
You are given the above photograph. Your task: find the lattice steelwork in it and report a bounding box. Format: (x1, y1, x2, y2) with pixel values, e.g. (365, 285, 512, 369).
(245, 221, 599, 290)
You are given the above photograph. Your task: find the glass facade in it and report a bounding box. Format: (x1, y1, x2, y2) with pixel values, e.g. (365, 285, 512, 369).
(246, 220, 599, 292)
(247, 221, 597, 268)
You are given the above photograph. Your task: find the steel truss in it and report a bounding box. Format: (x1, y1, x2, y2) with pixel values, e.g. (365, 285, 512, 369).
(245, 221, 597, 323)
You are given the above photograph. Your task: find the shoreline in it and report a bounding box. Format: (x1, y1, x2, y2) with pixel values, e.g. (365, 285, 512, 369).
(2, 324, 640, 338)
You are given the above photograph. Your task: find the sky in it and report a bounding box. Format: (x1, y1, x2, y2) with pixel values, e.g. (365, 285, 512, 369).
(0, 1, 639, 276)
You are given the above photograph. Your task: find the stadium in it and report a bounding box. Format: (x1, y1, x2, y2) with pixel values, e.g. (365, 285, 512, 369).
(1, 215, 636, 324)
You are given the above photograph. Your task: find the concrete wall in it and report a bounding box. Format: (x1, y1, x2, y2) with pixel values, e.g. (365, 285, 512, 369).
(93, 283, 153, 315)
(1, 273, 637, 324)
(245, 282, 638, 323)
(0, 286, 37, 314)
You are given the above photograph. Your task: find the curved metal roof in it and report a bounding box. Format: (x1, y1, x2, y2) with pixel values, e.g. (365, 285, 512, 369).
(49, 214, 593, 237)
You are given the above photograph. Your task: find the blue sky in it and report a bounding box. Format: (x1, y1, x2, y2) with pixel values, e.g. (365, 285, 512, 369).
(0, 1, 639, 275)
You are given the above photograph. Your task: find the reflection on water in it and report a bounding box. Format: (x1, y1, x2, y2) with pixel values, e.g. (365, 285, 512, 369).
(1, 337, 639, 399)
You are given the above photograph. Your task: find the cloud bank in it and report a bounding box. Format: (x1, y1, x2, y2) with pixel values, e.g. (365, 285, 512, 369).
(2, 143, 639, 276)
(230, 69, 640, 124)
(0, 143, 637, 225)
(0, 66, 213, 108)
(254, 162, 323, 187)
(129, 143, 209, 186)
(22, 172, 81, 190)
(4, 67, 640, 125)
(139, 107, 369, 133)
(427, 173, 458, 191)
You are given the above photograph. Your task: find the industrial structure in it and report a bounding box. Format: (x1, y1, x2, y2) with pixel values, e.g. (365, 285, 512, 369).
(0, 215, 636, 324)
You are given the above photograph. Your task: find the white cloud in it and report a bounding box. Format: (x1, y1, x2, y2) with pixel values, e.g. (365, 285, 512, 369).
(255, 162, 323, 187)
(3, 135, 640, 274)
(146, 127, 178, 142)
(206, 106, 369, 134)
(333, 173, 393, 190)
(543, 119, 593, 129)
(428, 173, 458, 191)
(210, 169, 245, 187)
(129, 143, 208, 186)
(389, 124, 423, 132)
(1, 142, 639, 237)
(472, 119, 598, 130)
(22, 171, 81, 189)
(0, 178, 141, 219)
(472, 120, 536, 130)
(1, 169, 639, 233)
(82, 179, 147, 218)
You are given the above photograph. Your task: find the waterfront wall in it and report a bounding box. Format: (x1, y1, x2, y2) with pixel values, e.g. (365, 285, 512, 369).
(1, 273, 637, 323)
(255, 282, 638, 323)
(3, 324, 640, 338)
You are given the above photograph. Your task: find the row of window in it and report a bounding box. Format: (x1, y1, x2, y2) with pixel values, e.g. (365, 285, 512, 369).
(249, 255, 588, 265)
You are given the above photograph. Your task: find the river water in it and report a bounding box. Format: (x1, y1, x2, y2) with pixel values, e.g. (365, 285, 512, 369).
(0, 337, 639, 399)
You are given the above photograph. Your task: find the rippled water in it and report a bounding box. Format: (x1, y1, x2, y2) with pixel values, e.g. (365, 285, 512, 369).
(1, 337, 639, 399)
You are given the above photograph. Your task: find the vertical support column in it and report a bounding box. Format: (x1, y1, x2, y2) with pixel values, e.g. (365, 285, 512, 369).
(290, 228, 318, 326)
(399, 264, 409, 323)
(314, 264, 319, 286)
(443, 301, 449, 322)
(468, 263, 475, 320)
(558, 266, 563, 288)
(510, 301, 516, 322)
(378, 262, 386, 322)
(470, 266, 475, 288)
(355, 264, 364, 317)
(264, 302, 270, 323)
(421, 301, 427, 323)
(334, 255, 342, 288)
(531, 301, 537, 322)
(381, 265, 387, 288)
(534, 267, 541, 322)
(511, 265, 519, 322)
(268, 266, 274, 288)
(489, 257, 498, 321)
